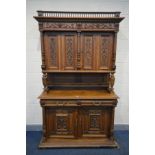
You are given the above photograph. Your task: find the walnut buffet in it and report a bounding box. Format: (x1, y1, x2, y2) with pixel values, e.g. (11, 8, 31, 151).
(34, 11, 124, 148)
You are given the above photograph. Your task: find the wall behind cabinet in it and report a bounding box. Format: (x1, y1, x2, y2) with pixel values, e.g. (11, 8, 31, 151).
(26, 0, 129, 125)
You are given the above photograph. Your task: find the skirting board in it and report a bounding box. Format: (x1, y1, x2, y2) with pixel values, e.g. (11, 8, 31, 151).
(26, 124, 129, 131)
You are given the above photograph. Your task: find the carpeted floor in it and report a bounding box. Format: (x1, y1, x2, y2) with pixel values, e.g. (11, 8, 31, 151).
(26, 130, 129, 155)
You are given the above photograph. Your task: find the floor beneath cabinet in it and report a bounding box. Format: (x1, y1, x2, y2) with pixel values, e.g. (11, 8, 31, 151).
(26, 130, 129, 155)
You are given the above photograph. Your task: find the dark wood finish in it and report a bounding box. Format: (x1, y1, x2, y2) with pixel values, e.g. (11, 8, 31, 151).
(34, 11, 124, 148)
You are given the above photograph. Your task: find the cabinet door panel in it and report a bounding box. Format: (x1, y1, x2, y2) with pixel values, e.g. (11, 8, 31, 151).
(61, 33, 77, 70)
(45, 107, 77, 138)
(44, 33, 61, 70)
(79, 107, 112, 138)
(81, 34, 96, 70)
(97, 34, 114, 70)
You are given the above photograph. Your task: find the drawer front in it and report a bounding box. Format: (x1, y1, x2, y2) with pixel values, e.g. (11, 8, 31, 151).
(40, 99, 117, 107)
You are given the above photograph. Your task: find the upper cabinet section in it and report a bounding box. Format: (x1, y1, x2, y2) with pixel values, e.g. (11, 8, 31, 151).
(44, 32, 114, 71)
(34, 11, 124, 72)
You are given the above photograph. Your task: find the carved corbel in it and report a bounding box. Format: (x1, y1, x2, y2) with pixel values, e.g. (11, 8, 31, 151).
(42, 73, 49, 92)
(108, 73, 115, 92)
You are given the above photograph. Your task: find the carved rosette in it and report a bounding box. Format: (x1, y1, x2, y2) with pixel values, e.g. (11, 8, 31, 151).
(56, 116, 68, 130)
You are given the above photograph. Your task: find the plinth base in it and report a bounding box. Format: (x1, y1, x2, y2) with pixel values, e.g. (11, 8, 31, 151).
(39, 137, 118, 148)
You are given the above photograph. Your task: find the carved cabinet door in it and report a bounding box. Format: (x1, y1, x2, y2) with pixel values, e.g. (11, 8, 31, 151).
(80, 32, 114, 70)
(45, 107, 77, 138)
(44, 32, 61, 70)
(80, 33, 97, 70)
(96, 33, 114, 70)
(44, 32, 78, 71)
(78, 106, 112, 138)
(61, 32, 78, 70)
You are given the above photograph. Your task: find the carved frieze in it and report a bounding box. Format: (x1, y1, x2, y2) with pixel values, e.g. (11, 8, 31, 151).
(41, 22, 118, 31)
(40, 100, 117, 107)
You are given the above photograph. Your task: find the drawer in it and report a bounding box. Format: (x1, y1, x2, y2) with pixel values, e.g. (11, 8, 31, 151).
(40, 99, 117, 107)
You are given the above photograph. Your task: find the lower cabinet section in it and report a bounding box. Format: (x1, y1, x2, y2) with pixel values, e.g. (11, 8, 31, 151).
(40, 100, 118, 148)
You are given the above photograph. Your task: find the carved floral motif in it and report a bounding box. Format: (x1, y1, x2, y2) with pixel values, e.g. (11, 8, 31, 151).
(56, 116, 67, 130)
(90, 115, 100, 128)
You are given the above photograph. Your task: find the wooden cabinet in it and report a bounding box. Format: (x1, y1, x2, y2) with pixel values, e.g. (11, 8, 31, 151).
(34, 11, 124, 148)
